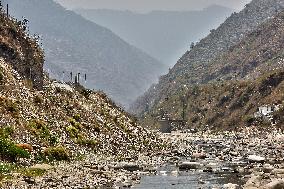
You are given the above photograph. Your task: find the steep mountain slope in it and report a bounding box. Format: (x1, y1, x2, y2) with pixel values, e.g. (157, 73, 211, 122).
(3, 0, 166, 107)
(142, 70, 284, 130)
(0, 10, 44, 90)
(139, 9, 284, 130)
(131, 0, 284, 115)
(75, 5, 233, 65)
(0, 8, 166, 187)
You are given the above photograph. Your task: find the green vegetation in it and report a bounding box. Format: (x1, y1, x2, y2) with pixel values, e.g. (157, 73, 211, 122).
(0, 137, 30, 161)
(0, 126, 14, 138)
(0, 70, 4, 84)
(0, 97, 19, 118)
(27, 119, 59, 145)
(44, 146, 69, 161)
(66, 126, 79, 138)
(0, 163, 14, 174)
(73, 114, 81, 122)
(19, 168, 46, 177)
(0, 163, 46, 183)
(28, 119, 50, 140)
(243, 115, 256, 126)
(76, 138, 98, 148)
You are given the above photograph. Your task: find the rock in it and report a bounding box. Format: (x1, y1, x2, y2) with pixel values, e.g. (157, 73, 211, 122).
(266, 179, 284, 189)
(263, 164, 274, 173)
(23, 176, 36, 184)
(272, 169, 284, 175)
(203, 166, 213, 172)
(248, 155, 265, 163)
(224, 183, 238, 189)
(192, 152, 206, 159)
(30, 164, 53, 170)
(179, 162, 201, 170)
(244, 176, 262, 189)
(121, 163, 140, 172)
(230, 151, 238, 156)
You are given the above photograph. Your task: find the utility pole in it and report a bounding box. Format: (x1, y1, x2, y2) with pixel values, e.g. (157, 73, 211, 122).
(78, 73, 80, 84)
(6, 3, 8, 17)
(70, 72, 72, 82)
(84, 74, 87, 84)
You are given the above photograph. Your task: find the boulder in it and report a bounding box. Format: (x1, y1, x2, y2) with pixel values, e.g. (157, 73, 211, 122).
(119, 163, 141, 172)
(263, 164, 274, 173)
(224, 183, 238, 189)
(179, 162, 201, 170)
(272, 169, 284, 175)
(248, 155, 265, 163)
(192, 152, 207, 159)
(30, 164, 53, 170)
(266, 179, 284, 189)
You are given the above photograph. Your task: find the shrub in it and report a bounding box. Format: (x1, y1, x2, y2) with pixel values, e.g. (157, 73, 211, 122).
(48, 134, 59, 146)
(28, 119, 50, 140)
(0, 163, 14, 174)
(44, 146, 69, 161)
(66, 126, 79, 138)
(73, 114, 80, 122)
(76, 139, 98, 148)
(0, 70, 4, 84)
(69, 118, 82, 130)
(34, 95, 43, 104)
(244, 115, 256, 126)
(0, 126, 14, 137)
(20, 168, 46, 177)
(0, 137, 30, 161)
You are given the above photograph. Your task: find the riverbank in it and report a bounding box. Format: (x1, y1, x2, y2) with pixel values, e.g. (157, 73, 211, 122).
(1, 127, 283, 188)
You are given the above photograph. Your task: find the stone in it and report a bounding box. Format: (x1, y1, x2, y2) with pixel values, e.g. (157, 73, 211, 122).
(230, 151, 238, 156)
(224, 183, 238, 189)
(272, 169, 284, 175)
(192, 152, 207, 159)
(30, 164, 53, 170)
(248, 155, 265, 163)
(266, 179, 284, 189)
(121, 163, 140, 172)
(23, 176, 36, 184)
(263, 164, 274, 173)
(179, 162, 201, 170)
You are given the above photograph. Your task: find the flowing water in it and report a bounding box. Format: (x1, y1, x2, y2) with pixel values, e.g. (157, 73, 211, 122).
(133, 163, 247, 189)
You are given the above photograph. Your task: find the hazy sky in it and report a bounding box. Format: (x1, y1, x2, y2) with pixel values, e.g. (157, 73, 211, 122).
(55, 0, 252, 12)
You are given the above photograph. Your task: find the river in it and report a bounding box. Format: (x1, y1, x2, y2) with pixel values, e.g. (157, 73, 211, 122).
(133, 163, 247, 189)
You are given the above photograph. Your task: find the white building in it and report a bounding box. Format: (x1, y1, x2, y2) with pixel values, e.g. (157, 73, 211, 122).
(254, 104, 283, 126)
(254, 106, 274, 117)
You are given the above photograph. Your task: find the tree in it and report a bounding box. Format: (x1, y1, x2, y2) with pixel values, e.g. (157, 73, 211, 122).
(190, 42, 195, 50)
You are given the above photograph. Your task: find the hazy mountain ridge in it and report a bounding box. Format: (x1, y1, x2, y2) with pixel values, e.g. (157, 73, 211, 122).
(136, 5, 284, 130)
(75, 5, 233, 65)
(131, 0, 284, 115)
(3, 0, 166, 107)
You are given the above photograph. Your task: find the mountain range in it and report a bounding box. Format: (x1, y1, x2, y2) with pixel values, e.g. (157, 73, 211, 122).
(75, 5, 233, 66)
(131, 0, 284, 129)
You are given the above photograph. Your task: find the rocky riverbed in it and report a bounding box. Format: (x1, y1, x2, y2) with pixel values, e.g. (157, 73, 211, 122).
(1, 127, 284, 189)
